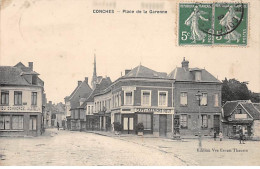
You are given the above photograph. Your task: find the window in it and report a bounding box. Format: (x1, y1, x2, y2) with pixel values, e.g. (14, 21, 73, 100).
(1, 91, 9, 105)
(31, 92, 37, 105)
(200, 93, 207, 106)
(0, 115, 10, 130)
(158, 91, 167, 106)
(180, 114, 188, 128)
(114, 113, 121, 123)
(214, 93, 219, 107)
(180, 92, 187, 106)
(238, 109, 242, 114)
(125, 91, 133, 105)
(195, 71, 202, 81)
(137, 114, 152, 130)
(233, 125, 237, 134)
(12, 115, 24, 130)
(141, 90, 151, 106)
(14, 91, 22, 105)
(88, 106, 90, 114)
(201, 115, 208, 128)
(29, 116, 37, 130)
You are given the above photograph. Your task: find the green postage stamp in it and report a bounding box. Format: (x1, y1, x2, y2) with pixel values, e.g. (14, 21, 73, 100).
(178, 2, 248, 46)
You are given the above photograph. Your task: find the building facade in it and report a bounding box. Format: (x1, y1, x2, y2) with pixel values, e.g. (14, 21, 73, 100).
(168, 59, 222, 136)
(0, 62, 45, 136)
(64, 77, 92, 131)
(222, 100, 260, 140)
(107, 65, 175, 137)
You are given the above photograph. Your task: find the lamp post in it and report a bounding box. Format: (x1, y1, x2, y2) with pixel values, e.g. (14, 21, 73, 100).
(195, 91, 202, 148)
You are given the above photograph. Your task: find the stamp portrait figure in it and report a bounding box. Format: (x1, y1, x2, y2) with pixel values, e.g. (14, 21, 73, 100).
(184, 6, 209, 43)
(219, 6, 241, 43)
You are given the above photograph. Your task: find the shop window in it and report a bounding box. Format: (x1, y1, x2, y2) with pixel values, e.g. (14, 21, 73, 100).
(180, 114, 188, 129)
(0, 115, 10, 130)
(31, 92, 37, 105)
(12, 115, 24, 130)
(158, 91, 167, 106)
(1, 91, 9, 105)
(180, 92, 187, 106)
(29, 116, 37, 130)
(141, 90, 151, 106)
(14, 91, 22, 105)
(201, 114, 208, 128)
(137, 114, 152, 130)
(200, 93, 207, 106)
(214, 93, 219, 107)
(125, 91, 133, 105)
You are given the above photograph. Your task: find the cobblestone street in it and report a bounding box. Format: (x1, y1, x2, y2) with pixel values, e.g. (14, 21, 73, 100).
(0, 129, 260, 166)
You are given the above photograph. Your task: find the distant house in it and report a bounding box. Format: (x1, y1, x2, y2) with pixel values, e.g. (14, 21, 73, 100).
(0, 62, 45, 136)
(222, 100, 260, 140)
(64, 77, 92, 130)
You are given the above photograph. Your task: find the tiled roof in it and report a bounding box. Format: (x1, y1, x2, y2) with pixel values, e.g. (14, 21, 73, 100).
(123, 65, 167, 79)
(80, 77, 112, 109)
(253, 103, 260, 112)
(223, 101, 238, 117)
(0, 66, 30, 85)
(168, 67, 221, 83)
(242, 103, 260, 120)
(223, 100, 260, 120)
(14, 62, 39, 75)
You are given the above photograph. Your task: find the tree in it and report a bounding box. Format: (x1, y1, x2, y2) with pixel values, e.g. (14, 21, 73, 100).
(221, 78, 259, 104)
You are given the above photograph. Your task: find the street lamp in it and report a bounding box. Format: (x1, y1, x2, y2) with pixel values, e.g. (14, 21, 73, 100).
(195, 91, 202, 148)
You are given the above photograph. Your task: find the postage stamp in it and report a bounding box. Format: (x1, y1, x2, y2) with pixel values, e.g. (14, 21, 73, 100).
(178, 2, 248, 46)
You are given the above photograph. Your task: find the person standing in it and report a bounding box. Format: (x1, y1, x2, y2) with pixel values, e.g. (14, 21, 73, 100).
(239, 127, 243, 144)
(57, 122, 60, 131)
(214, 130, 217, 141)
(219, 131, 223, 141)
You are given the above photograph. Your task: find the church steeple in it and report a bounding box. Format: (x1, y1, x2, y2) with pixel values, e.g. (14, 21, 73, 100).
(91, 54, 97, 89)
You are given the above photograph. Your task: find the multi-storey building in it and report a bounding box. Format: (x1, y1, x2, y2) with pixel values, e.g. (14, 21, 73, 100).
(168, 58, 222, 136)
(0, 62, 45, 136)
(64, 77, 92, 131)
(108, 65, 175, 137)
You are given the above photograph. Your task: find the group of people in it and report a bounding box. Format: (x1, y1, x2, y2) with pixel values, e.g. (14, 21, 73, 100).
(213, 126, 246, 143)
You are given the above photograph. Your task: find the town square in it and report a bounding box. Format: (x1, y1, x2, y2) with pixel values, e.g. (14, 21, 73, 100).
(1, 0, 260, 166)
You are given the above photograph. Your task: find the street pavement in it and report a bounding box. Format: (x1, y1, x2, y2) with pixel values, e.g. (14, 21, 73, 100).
(0, 128, 259, 166)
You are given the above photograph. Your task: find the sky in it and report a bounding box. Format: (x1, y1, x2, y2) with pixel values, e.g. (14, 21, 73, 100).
(1, 0, 260, 104)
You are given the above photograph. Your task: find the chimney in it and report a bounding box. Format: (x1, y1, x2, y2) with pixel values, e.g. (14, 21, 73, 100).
(125, 69, 131, 75)
(78, 81, 82, 86)
(28, 62, 33, 70)
(181, 57, 189, 70)
(84, 77, 88, 84)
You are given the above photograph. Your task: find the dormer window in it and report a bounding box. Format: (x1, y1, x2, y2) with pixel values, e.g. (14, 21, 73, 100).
(32, 75, 37, 85)
(195, 71, 202, 81)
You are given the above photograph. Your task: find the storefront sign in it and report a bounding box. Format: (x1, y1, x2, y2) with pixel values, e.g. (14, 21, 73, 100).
(0, 105, 41, 112)
(235, 114, 247, 119)
(135, 108, 173, 114)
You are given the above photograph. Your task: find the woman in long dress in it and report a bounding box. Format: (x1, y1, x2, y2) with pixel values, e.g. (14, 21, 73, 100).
(219, 6, 241, 43)
(185, 6, 209, 43)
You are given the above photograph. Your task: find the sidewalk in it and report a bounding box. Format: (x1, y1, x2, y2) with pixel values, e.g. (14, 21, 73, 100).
(86, 130, 218, 140)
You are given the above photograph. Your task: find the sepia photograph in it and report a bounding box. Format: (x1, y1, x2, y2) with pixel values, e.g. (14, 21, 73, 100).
(0, 0, 260, 166)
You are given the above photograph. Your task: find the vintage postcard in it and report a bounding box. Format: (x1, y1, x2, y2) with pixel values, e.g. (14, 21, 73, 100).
(0, 0, 260, 166)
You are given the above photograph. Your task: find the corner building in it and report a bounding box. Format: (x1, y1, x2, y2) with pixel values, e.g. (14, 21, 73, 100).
(109, 65, 175, 137)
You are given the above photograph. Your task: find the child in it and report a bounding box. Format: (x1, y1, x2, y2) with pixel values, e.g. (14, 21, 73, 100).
(219, 131, 223, 141)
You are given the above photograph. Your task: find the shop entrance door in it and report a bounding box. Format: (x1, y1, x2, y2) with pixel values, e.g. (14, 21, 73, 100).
(123, 117, 134, 134)
(213, 115, 220, 134)
(159, 115, 167, 137)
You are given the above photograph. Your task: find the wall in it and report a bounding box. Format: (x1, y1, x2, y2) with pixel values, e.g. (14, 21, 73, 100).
(0, 86, 43, 113)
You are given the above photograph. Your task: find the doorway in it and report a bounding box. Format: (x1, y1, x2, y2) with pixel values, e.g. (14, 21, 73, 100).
(159, 115, 167, 137)
(123, 117, 134, 134)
